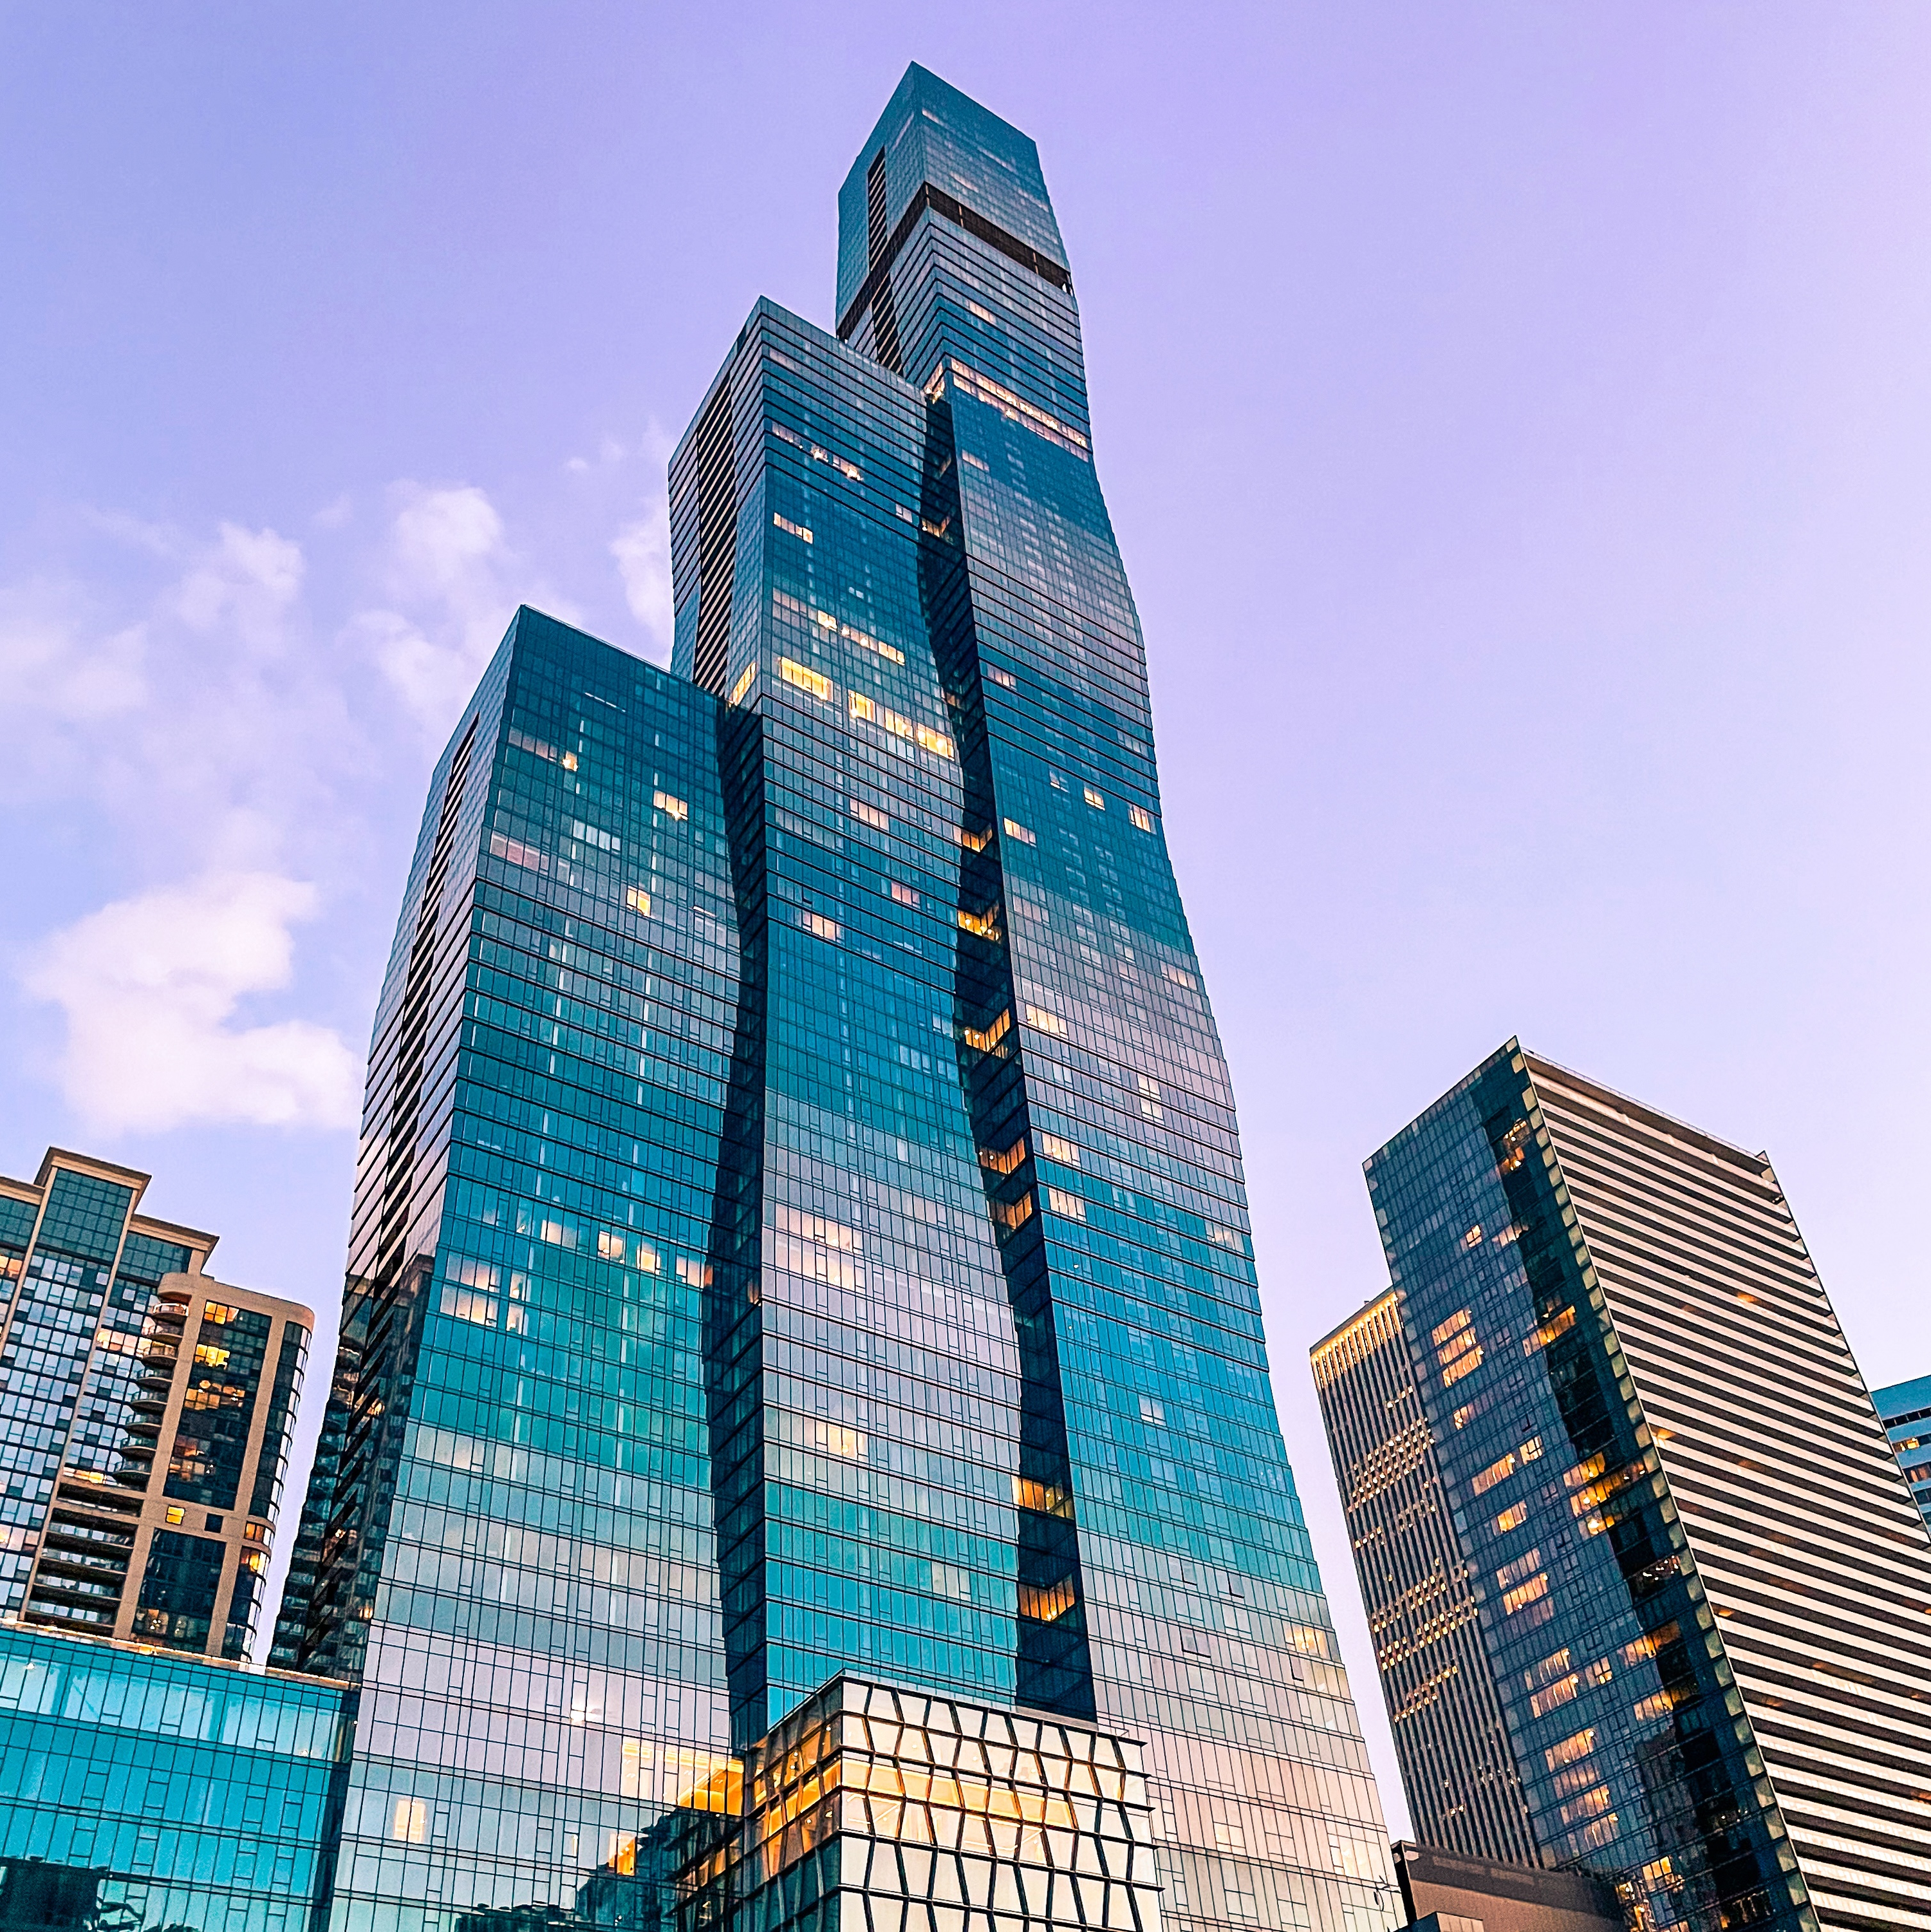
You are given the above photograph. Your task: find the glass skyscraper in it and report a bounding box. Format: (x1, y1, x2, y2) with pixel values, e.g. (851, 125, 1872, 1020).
(1312, 1042, 1931, 1932)
(1870, 1375, 1931, 1531)
(270, 62, 1400, 1932)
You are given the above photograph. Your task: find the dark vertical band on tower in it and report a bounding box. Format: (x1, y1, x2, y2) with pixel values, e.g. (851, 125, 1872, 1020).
(691, 383, 739, 697)
(864, 150, 904, 375)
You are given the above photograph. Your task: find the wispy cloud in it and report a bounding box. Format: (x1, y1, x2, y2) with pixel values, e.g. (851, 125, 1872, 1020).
(23, 871, 361, 1134)
(610, 423, 675, 662)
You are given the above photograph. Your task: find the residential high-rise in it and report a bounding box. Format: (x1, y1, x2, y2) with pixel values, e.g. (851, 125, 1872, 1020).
(0, 1146, 310, 1660)
(270, 62, 1402, 1932)
(1870, 1375, 1931, 1532)
(1312, 1042, 1931, 1932)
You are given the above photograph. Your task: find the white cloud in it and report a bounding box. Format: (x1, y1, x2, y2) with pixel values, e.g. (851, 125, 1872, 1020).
(353, 482, 516, 729)
(610, 422, 676, 661)
(24, 872, 361, 1134)
(611, 497, 673, 658)
(0, 582, 147, 726)
(174, 521, 304, 650)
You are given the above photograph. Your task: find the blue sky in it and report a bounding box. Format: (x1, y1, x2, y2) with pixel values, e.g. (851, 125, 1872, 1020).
(5, 3, 1930, 1827)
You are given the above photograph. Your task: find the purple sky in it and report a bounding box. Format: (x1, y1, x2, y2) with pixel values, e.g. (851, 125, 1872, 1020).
(5, 4, 1929, 1833)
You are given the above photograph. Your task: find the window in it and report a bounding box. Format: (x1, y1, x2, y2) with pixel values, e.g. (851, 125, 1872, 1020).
(1046, 1186, 1085, 1221)
(626, 886, 652, 917)
(890, 881, 920, 908)
(391, 1797, 428, 1844)
(1036, 1132, 1079, 1166)
(850, 800, 889, 831)
(915, 724, 955, 758)
(1083, 785, 1105, 809)
(729, 664, 756, 706)
(1208, 1225, 1244, 1252)
(963, 1009, 1011, 1053)
(779, 657, 832, 700)
(849, 691, 876, 722)
(979, 1140, 1025, 1177)
(164, 1506, 185, 1525)
(1545, 1729, 1597, 1772)
(1162, 964, 1198, 991)
(1129, 804, 1155, 832)
(1139, 1396, 1165, 1425)
(956, 906, 998, 939)
(803, 912, 841, 943)
(1471, 1452, 1516, 1496)
(954, 824, 991, 852)
(987, 666, 1016, 689)
(1002, 818, 1036, 845)
(653, 790, 688, 821)
(489, 832, 548, 873)
(895, 504, 917, 524)
(1493, 1501, 1529, 1533)
(770, 420, 805, 447)
(772, 512, 812, 543)
(1024, 1004, 1067, 1037)
(1530, 1673, 1579, 1718)
(995, 1194, 1034, 1233)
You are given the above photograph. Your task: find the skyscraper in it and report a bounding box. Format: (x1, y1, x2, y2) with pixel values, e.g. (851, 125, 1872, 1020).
(270, 62, 1401, 1932)
(1312, 1042, 1931, 1932)
(1870, 1375, 1931, 1532)
(0, 1146, 310, 1661)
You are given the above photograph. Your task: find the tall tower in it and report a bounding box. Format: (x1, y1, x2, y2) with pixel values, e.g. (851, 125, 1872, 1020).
(1314, 1041, 1931, 1932)
(272, 66, 1401, 1932)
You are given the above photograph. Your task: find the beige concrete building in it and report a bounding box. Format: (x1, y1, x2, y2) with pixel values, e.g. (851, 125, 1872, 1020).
(0, 1147, 311, 1658)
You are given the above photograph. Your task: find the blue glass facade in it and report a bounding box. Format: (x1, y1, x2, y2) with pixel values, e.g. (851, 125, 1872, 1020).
(1872, 1374, 1931, 1532)
(270, 64, 1399, 1932)
(0, 1623, 344, 1932)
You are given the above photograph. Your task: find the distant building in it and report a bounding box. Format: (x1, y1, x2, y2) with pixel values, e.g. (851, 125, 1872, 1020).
(0, 1147, 310, 1660)
(1392, 1841, 1619, 1931)
(0, 1621, 344, 1932)
(1313, 1042, 1931, 1932)
(1872, 1373, 1931, 1531)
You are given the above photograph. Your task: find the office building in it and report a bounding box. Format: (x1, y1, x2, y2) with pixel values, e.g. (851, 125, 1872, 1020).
(1390, 1841, 1618, 1932)
(270, 61, 1402, 1932)
(0, 1621, 344, 1932)
(1313, 1042, 1931, 1932)
(1870, 1374, 1931, 1531)
(0, 1147, 310, 1660)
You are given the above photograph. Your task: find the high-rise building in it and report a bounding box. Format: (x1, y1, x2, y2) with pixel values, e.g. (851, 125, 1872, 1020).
(1312, 1042, 1931, 1932)
(1388, 1841, 1619, 1932)
(1870, 1374, 1931, 1532)
(0, 1146, 310, 1660)
(270, 61, 1403, 1932)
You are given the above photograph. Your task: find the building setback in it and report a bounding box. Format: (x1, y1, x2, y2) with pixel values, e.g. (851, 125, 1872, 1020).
(0, 1147, 310, 1660)
(1870, 1374, 1931, 1532)
(268, 62, 1403, 1932)
(1313, 1042, 1931, 1932)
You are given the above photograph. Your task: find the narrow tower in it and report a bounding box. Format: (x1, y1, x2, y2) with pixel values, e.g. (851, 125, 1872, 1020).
(272, 66, 1403, 1932)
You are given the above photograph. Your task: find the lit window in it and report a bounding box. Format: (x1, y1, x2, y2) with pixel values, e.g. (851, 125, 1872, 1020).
(1138, 1074, 1161, 1098)
(810, 444, 829, 463)
(1036, 1132, 1079, 1166)
(653, 790, 688, 821)
(779, 657, 832, 700)
(1013, 1475, 1072, 1517)
(995, 1193, 1034, 1233)
(850, 800, 888, 832)
(956, 906, 998, 939)
(839, 619, 904, 664)
(391, 1797, 428, 1844)
(1493, 1501, 1529, 1533)
(770, 420, 805, 447)
(626, 886, 651, 917)
(966, 299, 998, 324)
(1502, 1572, 1551, 1616)
(243, 1521, 266, 1543)
(963, 1009, 1011, 1053)
(849, 691, 876, 722)
(729, 665, 756, 706)
(489, 832, 548, 873)
(834, 457, 861, 482)
(1529, 1674, 1578, 1718)
(987, 666, 1016, 689)
(1462, 1223, 1482, 1249)
(598, 1231, 626, 1262)
(165, 1506, 185, 1524)
(1162, 964, 1199, 991)
(1471, 1452, 1516, 1496)
(890, 880, 920, 908)
(1002, 818, 1036, 845)
(1545, 1729, 1596, 1774)
(915, 724, 955, 758)
(772, 512, 812, 543)
(979, 1140, 1025, 1177)
(803, 912, 841, 943)
(1025, 1004, 1067, 1037)
(881, 706, 914, 738)
(1017, 1576, 1078, 1622)
(1083, 785, 1105, 809)
(1129, 804, 1155, 832)
(1045, 1186, 1085, 1221)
